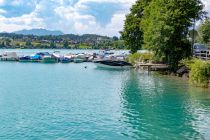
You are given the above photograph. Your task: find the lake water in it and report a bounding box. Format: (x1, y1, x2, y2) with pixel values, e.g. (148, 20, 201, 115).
(0, 50, 210, 139)
(0, 49, 129, 56)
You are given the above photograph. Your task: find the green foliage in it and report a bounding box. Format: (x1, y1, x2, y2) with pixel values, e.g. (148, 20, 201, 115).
(63, 40, 69, 48)
(112, 36, 119, 41)
(0, 33, 124, 49)
(93, 40, 113, 49)
(50, 42, 56, 48)
(127, 52, 154, 64)
(25, 41, 32, 47)
(189, 59, 210, 87)
(78, 44, 91, 49)
(113, 40, 125, 49)
(141, 0, 205, 69)
(179, 58, 195, 68)
(121, 0, 151, 53)
(198, 18, 210, 44)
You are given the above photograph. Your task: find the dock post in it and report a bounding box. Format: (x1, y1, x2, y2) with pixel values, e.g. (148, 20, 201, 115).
(148, 66, 151, 75)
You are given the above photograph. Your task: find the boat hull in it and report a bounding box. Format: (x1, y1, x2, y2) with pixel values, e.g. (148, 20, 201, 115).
(41, 57, 57, 63)
(74, 58, 84, 63)
(95, 63, 132, 69)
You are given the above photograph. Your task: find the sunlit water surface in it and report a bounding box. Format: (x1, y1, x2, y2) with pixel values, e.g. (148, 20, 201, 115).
(0, 50, 210, 139)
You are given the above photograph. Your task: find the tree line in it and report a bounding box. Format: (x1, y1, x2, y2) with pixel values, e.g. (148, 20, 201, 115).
(0, 33, 125, 50)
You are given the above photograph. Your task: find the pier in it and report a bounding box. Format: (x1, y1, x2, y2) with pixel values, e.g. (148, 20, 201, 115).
(135, 63, 169, 72)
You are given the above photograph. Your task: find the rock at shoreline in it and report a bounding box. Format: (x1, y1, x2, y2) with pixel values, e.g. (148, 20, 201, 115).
(182, 73, 189, 81)
(176, 66, 189, 76)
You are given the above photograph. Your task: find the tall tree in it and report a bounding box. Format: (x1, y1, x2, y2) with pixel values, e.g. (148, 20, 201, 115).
(121, 0, 151, 53)
(141, 0, 205, 69)
(198, 18, 210, 44)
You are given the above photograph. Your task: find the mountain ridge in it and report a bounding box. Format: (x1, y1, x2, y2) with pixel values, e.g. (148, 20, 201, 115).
(13, 28, 64, 36)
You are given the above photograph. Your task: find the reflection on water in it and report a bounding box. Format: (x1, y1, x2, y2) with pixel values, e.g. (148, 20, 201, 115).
(120, 70, 210, 139)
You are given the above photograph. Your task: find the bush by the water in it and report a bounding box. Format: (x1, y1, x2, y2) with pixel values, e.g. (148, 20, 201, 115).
(127, 52, 153, 64)
(186, 59, 210, 87)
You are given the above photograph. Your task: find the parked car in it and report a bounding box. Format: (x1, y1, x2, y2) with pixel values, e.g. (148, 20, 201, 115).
(193, 43, 208, 54)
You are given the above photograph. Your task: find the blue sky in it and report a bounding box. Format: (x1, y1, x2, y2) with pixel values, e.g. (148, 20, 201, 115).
(0, 0, 209, 36)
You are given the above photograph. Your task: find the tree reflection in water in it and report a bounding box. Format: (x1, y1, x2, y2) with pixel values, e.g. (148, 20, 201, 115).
(119, 70, 210, 139)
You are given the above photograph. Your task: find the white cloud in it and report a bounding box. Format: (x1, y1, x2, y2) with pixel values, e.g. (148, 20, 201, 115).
(202, 0, 210, 13)
(0, 12, 44, 32)
(52, 0, 135, 36)
(0, 0, 209, 36)
(0, 0, 135, 36)
(0, 0, 4, 5)
(0, 9, 6, 14)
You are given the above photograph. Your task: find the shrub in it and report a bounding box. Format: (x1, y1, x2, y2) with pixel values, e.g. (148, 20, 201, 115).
(189, 59, 210, 87)
(179, 57, 195, 68)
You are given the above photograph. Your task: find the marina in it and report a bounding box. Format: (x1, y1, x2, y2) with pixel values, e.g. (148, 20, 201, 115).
(0, 50, 130, 64)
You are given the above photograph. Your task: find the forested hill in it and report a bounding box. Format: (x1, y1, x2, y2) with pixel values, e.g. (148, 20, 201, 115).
(0, 33, 124, 49)
(0, 33, 110, 40)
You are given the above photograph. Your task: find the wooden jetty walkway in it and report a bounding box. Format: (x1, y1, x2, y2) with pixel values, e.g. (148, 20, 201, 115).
(135, 63, 169, 72)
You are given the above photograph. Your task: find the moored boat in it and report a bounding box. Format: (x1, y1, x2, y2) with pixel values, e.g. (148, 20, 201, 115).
(41, 55, 57, 63)
(60, 57, 73, 63)
(30, 54, 41, 62)
(74, 58, 84, 63)
(0, 52, 18, 61)
(19, 56, 31, 62)
(73, 53, 86, 63)
(94, 60, 132, 69)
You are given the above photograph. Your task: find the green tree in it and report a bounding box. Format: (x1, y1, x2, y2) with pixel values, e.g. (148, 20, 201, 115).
(113, 40, 125, 49)
(198, 18, 210, 44)
(0, 42, 5, 48)
(50, 42, 56, 48)
(112, 36, 119, 41)
(63, 40, 69, 48)
(25, 41, 32, 47)
(141, 0, 205, 69)
(5, 39, 11, 47)
(121, 0, 151, 53)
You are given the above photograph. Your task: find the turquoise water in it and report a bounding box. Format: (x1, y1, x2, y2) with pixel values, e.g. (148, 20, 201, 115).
(0, 60, 210, 139)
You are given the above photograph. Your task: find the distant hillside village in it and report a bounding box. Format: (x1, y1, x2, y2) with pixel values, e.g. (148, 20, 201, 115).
(0, 32, 125, 50)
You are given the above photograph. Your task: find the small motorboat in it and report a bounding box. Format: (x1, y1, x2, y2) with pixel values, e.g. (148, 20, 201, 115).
(0, 52, 18, 61)
(60, 57, 73, 63)
(41, 55, 57, 63)
(19, 56, 31, 62)
(94, 60, 132, 69)
(73, 53, 86, 63)
(74, 58, 84, 63)
(30, 54, 41, 62)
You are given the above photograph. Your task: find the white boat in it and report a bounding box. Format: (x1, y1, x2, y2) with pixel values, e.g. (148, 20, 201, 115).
(0, 52, 18, 61)
(73, 53, 87, 63)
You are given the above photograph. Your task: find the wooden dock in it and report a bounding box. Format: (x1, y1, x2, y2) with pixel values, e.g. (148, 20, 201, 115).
(135, 63, 169, 71)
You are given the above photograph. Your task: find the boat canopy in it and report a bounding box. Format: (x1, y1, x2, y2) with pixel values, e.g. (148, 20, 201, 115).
(31, 54, 41, 60)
